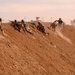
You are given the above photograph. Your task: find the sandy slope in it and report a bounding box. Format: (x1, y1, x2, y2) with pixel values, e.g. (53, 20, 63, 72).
(55, 28, 72, 44)
(0, 23, 75, 75)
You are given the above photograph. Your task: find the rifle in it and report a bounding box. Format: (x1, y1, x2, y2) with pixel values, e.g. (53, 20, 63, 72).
(8, 20, 14, 22)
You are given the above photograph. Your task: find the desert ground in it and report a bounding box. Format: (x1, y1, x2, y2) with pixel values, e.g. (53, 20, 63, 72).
(0, 22, 75, 75)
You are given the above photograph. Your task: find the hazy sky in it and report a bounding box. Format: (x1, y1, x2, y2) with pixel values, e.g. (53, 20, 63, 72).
(0, 0, 75, 24)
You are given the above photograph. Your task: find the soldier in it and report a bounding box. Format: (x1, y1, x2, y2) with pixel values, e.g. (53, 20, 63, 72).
(21, 19, 27, 32)
(0, 18, 4, 35)
(50, 21, 57, 31)
(37, 21, 46, 34)
(0, 18, 2, 26)
(54, 18, 65, 29)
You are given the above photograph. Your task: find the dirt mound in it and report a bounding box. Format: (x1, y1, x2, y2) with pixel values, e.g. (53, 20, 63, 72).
(0, 23, 75, 75)
(55, 27, 72, 44)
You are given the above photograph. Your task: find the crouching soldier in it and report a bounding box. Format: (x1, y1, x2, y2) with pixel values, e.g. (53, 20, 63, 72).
(37, 21, 46, 34)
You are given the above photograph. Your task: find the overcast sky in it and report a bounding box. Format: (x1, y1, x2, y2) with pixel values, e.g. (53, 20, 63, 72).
(0, 0, 75, 24)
